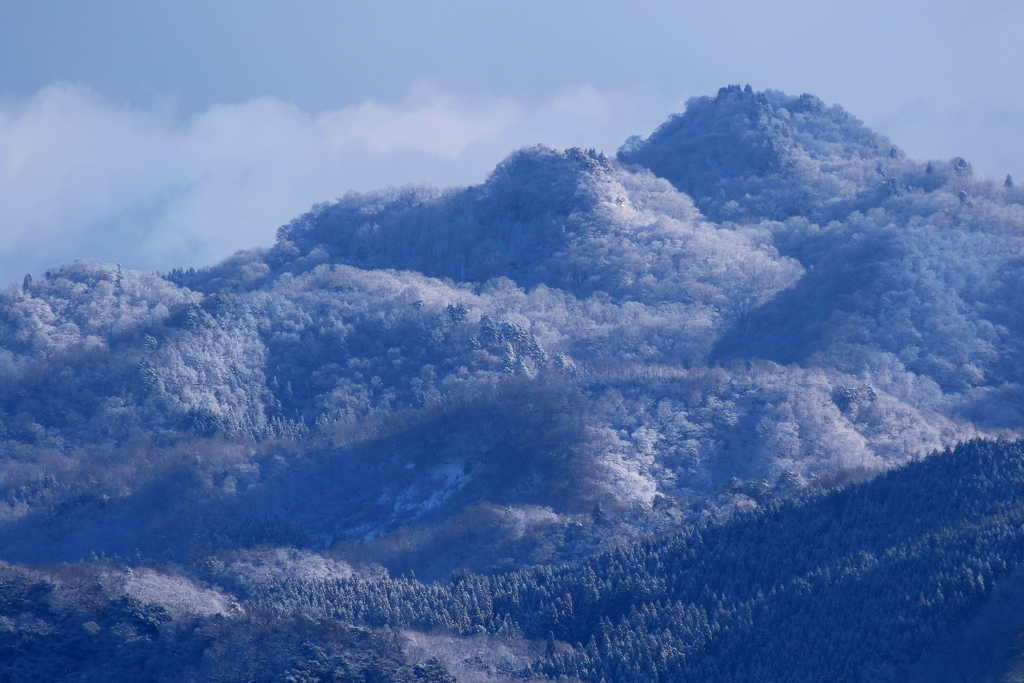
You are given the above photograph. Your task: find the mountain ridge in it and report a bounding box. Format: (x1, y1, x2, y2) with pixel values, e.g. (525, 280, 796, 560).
(0, 84, 1020, 567)
(5, 85, 1024, 682)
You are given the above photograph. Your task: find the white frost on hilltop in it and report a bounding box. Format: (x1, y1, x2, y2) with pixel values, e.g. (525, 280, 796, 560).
(125, 569, 236, 619)
(224, 548, 355, 591)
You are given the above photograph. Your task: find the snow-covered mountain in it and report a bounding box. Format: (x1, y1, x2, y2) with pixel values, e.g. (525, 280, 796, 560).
(6, 84, 1024, 682)
(3, 86, 1024, 568)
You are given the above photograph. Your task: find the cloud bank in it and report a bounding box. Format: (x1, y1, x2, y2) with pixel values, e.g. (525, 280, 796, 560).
(0, 82, 667, 286)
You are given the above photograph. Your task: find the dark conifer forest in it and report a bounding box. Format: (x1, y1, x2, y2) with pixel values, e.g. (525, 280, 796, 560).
(4, 86, 1024, 681)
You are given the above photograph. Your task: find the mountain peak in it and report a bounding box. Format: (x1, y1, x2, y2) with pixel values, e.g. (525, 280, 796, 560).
(618, 85, 903, 221)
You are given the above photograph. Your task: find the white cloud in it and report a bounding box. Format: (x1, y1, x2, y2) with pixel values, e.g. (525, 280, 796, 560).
(0, 82, 662, 286)
(317, 82, 523, 157)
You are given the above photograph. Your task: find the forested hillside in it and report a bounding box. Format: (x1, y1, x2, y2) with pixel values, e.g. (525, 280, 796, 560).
(6, 439, 1024, 681)
(2, 85, 1024, 680)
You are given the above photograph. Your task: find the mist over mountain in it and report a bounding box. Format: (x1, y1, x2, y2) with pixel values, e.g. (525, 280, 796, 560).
(3, 86, 1024, 681)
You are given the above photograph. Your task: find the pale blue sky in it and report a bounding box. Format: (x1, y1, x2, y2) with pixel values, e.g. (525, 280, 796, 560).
(2, 0, 1023, 284)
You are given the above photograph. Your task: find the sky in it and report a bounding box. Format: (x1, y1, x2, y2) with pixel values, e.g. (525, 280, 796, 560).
(2, 0, 1023, 286)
